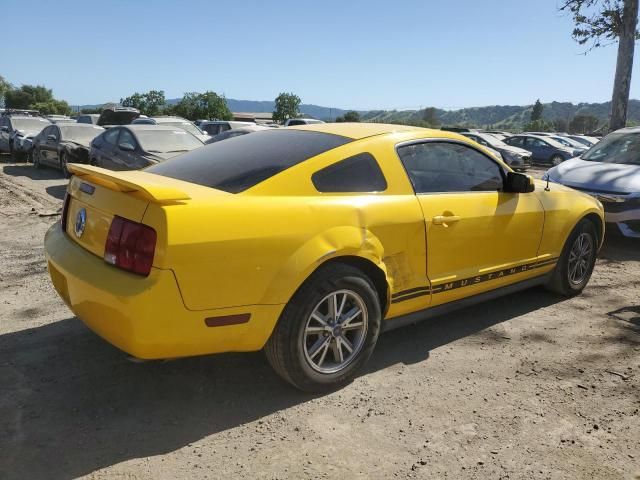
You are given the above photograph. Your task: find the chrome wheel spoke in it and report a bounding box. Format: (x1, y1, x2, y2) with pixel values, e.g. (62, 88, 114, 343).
(567, 233, 593, 285)
(303, 289, 368, 374)
(309, 337, 331, 359)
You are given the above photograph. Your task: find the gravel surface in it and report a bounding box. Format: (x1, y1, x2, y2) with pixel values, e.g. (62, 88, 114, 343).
(0, 156, 638, 480)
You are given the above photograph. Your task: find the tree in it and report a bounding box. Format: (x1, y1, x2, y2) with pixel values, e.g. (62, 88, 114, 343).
(569, 114, 600, 133)
(524, 118, 554, 132)
(530, 99, 544, 121)
(422, 107, 441, 127)
(5, 84, 57, 110)
(170, 91, 231, 120)
(273, 92, 301, 123)
(336, 111, 360, 122)
(198, 91, 232, 120)
(31, 100, 71, 115)
(0, 75, 12, 107)
(553, 117, 570, 132)
(561, 0, 640, 131)
(121, 90, 166, 116)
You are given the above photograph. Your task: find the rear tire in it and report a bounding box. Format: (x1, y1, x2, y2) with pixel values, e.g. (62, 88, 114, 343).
(265, 264, 381, 392)
(546, 219, 598, 297)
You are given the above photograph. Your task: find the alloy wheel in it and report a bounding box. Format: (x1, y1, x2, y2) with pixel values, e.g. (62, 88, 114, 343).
(567, 232, 594, 286)
(303, 289, 368, 374)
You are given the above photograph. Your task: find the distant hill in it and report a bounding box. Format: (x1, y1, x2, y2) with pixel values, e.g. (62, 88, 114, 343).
(73, 98, 640, 128)
(364, 100, 640, 130)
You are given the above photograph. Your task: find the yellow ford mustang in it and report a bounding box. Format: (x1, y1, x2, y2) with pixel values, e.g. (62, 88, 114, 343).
(44, 123, 604, 391)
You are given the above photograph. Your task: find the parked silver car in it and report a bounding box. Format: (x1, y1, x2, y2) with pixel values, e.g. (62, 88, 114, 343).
(132, 116, 209, 142)
(544, 127, 640, 238)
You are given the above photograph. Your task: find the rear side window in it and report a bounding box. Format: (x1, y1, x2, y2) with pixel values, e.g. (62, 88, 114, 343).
(147, 130, 352, 193)
(312, 153, 387, 192)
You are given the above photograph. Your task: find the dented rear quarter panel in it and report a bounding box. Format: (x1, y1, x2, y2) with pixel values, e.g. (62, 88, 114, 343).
(142, 134, 429, 313)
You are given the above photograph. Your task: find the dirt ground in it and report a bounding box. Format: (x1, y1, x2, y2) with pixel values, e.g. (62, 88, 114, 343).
(0, 156, 638, 480)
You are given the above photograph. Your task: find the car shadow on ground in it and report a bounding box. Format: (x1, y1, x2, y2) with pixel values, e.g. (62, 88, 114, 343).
(0, 286, 563, 480)
(44, 184, 67, 200)
(2, 164, 65, 181)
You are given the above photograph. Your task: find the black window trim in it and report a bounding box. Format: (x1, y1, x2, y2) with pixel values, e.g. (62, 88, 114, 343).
(394, 138, 508, 196)
(311, 151, 388, 194)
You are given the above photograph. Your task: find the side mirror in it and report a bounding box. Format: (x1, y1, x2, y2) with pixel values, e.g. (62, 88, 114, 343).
(0, 126, 9, 132)
(47, 134, 57, 142)
(505, 171, 535, 193)
(118, 142, 135, 152)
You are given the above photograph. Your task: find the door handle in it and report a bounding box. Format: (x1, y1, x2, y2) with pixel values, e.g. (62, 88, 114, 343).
(432, 215, 461, 226)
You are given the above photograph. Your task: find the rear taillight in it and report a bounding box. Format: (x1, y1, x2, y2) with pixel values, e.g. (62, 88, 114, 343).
(61, 193, 71, 231)
(104, 216, 157, 276)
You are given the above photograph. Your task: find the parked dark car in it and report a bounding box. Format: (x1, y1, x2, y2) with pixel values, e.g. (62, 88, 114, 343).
(97, 106, 140, 127)
(504, 134, 578, 165)
(32, 123, 105, 177)
(89, 125, 204, 170)
(77, 114, 100, 125)
(461, 132, 531, 171)
(0, 114, 51, 158)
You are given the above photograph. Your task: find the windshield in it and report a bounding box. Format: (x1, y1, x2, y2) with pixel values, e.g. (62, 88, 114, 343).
(136, 129, 203, 153)
(581, 132, 640, 165)
(159, 121, 203, 136)
(537, 137, 567, 149)
(552, 136, 582, 149)
(12, 118, 50, 131)
(60, 125, 104, 143)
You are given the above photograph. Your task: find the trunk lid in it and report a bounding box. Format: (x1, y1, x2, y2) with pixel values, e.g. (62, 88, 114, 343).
(64, 164, 228, 263)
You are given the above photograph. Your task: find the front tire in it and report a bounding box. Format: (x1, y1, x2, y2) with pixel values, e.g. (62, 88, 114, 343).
(265, 264, 381, 392)
(551, 154, 563, 166)
(546, 219, 598, 296)
(60, 151, 70, 178)
(33, 148, 42, 168)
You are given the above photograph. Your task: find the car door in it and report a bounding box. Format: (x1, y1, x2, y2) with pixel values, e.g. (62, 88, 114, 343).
(39, 126, 55, 165)
(96, 128, 121, 169)
(524, 137, 550, 162)
(112, 129, 143, 170)
(46, 126, 62, 165)
(396, 140, 545, 306)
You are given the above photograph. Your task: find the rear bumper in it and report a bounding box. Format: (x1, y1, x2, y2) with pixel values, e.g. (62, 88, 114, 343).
(44, 223, 284, 359)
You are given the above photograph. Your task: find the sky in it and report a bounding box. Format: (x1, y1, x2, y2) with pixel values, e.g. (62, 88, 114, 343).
(4, 0, 639, 111)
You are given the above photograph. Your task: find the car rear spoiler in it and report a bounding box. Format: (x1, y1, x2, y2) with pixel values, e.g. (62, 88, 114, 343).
(67, 163, 192, 203)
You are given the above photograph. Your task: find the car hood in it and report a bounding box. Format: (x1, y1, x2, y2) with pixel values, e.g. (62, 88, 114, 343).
(97, 110, 140, 126)
(14, 129, 41, 138)
(499, 145, 530, 156)
(548, 157, 640, 193)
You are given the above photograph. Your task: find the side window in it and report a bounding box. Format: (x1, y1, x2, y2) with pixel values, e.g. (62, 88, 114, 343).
(103, 128, 120, 145)
(312, 153, 387, 193)
(118, 129, 137, 148)
(507, 136, 523, 147)
(219, 123, 231, 133)
(526, 138, 546, 148)
(397, 142, 504, 194)
(52, 126, 60, 141)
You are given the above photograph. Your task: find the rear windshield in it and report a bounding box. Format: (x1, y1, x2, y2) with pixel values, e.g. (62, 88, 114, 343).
(158, 121, 203, 136)
(60, 125, 104, 143)
(147, 129, 352, 193)
(136, 129, 203, 153)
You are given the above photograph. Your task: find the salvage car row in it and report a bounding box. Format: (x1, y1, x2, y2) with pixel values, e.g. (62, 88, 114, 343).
(1, 107, 638, 238)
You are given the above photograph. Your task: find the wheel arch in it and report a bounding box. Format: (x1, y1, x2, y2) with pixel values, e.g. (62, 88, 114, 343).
(582, 212, 605, 249)
(258, 226, 391, 315)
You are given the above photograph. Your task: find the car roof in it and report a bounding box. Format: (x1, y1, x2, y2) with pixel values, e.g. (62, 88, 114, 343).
(9, 115, 50, 121)
(288, 122, 432, 140)
(58, 123, 104, 129)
